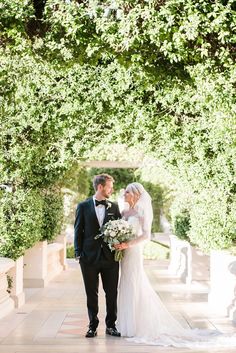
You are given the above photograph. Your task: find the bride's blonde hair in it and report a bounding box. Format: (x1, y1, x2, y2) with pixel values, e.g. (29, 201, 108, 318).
(125, 182, 153, 238)
(126, 182, 144, 207)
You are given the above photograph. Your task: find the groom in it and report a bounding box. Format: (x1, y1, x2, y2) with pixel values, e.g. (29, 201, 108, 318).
(74, 173, 121, 338)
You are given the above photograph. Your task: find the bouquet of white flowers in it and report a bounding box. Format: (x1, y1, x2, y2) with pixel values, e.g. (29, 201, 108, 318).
(95, 219, 135, 261)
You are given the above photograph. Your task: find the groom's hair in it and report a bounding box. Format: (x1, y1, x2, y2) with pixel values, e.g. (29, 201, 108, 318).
(93, 173, 114, 191)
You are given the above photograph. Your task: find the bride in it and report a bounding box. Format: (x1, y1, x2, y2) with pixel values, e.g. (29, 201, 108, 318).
(115, 182, 236, 348)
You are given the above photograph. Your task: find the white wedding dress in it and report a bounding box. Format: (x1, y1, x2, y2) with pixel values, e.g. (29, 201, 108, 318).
(117, 213, 236, 348)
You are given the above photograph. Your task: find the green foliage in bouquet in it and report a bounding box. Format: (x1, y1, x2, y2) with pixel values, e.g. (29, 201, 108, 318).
(95, 219, 135, 261)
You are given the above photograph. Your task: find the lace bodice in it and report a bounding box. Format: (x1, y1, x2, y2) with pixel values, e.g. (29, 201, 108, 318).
(127, 215, 142, 238)
(123, 210, 150, 246)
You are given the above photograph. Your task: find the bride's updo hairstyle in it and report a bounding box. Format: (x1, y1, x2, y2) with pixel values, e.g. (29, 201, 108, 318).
(125, 182, 144, 207)
(126, 182, 153, 239)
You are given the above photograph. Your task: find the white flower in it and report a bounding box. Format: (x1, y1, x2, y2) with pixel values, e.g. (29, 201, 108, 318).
(95, 219, 135, 261)
(106, 202, 112, 209)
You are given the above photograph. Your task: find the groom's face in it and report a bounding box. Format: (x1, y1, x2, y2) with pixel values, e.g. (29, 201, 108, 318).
(100, 180, 113, 199)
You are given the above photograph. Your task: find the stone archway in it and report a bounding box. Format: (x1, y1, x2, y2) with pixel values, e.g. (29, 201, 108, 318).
(82, 160, 141, 169)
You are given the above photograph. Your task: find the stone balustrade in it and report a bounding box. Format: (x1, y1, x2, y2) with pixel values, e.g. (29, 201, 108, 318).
(168, 234, 210, 285)
(168, 234, 192, 284)
(0, 234, 67, 320)
(7, 256, 25, 308)
(0, 257, 15, 319)
(190, 246, 210, 283)
(208, 250, 236, 322)
(23, 236, 67, 288)
(47, 243, 64, 282)
(23, 240, 48, 288)
(168, 234, 236, 321)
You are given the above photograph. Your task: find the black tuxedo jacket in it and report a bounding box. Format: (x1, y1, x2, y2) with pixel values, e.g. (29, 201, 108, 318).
(74, 197, 121, 264)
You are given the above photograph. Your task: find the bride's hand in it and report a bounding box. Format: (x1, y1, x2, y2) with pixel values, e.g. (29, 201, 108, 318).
(114, 242, 129, 250)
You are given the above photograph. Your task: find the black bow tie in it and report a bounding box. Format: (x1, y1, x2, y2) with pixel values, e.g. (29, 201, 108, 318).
(95, 199, 107, 207)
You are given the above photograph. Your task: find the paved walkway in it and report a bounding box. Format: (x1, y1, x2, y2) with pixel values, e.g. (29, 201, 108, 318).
(0, 258, 235, 353)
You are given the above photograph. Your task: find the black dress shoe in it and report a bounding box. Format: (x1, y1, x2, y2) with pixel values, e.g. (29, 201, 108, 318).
(106, 327, 121, 337)
(85, 328, 97, 338)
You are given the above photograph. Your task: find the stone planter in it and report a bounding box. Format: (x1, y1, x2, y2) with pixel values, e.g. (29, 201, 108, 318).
(0, 257, 15, 319)
(208, 250, 236, 321)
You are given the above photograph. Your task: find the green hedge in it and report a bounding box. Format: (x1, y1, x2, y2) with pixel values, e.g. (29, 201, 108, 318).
(0, 189, 43, 260)
(0, 187, 64, 260)
(173, 210, 191, 242)
(189, 189, 236, 251)
(141, 181, 164, 233)
(41, 188, 64, 242)
(170, 185, 236, 251)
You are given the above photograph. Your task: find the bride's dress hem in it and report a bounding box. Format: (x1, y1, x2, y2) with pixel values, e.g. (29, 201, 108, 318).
(117, 215, 236, 349)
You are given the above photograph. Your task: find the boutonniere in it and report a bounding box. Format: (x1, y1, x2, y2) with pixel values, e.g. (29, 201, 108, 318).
(106, 202, 112, 210)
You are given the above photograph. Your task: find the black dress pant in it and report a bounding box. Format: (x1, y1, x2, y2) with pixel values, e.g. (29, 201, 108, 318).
(80, 257, 119, 330)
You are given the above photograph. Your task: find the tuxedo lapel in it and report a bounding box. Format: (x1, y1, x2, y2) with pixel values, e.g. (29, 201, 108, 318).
(88, 198, 100, 228)
(103, 202, 116, 225)
(103, 205, 109, 226)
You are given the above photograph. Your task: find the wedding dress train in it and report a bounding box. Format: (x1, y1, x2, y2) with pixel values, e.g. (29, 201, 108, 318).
(117, 215, 236, 348)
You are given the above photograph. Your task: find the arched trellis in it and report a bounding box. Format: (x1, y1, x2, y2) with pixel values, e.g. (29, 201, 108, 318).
(1, 0, 235, 257)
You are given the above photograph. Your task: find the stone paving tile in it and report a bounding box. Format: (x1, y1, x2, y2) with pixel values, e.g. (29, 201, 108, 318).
(0, 259, 235, 353)
(57, 314, 89, 338)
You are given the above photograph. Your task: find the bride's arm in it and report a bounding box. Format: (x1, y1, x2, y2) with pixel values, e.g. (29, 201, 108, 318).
(115, 233, 148, 250)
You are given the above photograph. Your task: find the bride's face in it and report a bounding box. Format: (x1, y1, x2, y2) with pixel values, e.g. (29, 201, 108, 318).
(124, 189, 133, 205)
(124, 188, 139, 207)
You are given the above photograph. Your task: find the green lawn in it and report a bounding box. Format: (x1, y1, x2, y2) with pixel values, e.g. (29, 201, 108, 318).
(67, 241, 169, 260)
(143, 241, 169, 260)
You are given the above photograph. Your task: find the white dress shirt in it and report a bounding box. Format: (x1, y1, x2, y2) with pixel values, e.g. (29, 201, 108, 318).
(93, 196, 106, 227)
